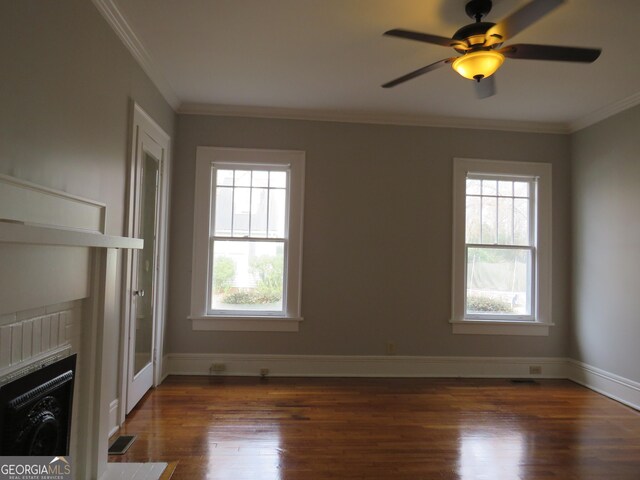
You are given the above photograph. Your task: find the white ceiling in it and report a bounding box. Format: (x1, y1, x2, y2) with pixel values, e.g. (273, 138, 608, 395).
(106, 0, 640, 131)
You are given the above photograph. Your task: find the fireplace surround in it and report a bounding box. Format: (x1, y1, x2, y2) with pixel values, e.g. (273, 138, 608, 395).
(0, 174, 143, 478)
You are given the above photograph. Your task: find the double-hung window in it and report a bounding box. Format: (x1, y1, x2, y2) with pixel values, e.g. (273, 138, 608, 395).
(451, 158, 552, 336)
(190, 147, 305, 332)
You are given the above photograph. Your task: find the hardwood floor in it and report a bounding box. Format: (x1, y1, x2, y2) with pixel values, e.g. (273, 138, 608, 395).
(109, 376, 640, 480)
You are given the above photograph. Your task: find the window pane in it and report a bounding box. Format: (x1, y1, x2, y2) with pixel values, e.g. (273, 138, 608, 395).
(213, 168, 290, 239)
(216, 169, 234, 186)
(466, 247, 532, 316)
(268, 188, 286, 238)
(481, 196, 497, 244)
(482, 180, 497, 196)
(235, 170, 251, 187)
(252, 170, 269, 187)
(211, 240, 284, 312)
(270, 171, 287, 188)
(498, 181, 513, 197)
(232, 187, 250, 237)
(513, 181, 529, 197)
(466, 179, 481, 195)
(213, 187, 233, 236)
(514, 198, 530, 245)
(250, 188, 268, 237)
(465, 195, 481, 244)
(497, 197, 513, 245)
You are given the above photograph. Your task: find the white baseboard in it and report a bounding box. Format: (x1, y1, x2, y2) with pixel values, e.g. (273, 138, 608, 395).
(163, 354, 640, 411)
(159, 354, 170, 384)
(566, 359, 640, 411)
(166, 353, 567, 379)
(108, 399, 119, 438)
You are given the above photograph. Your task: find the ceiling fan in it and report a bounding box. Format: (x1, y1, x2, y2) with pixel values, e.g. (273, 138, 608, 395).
(381, 0, 601, 98)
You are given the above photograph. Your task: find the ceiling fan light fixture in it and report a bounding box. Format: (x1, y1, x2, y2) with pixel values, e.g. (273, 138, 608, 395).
(452, 50, 504, 81)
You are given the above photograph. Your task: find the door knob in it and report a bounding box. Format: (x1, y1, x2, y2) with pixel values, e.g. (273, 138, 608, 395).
(134, 290, 145, 297)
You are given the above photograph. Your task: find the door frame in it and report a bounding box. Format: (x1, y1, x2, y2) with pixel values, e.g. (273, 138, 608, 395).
(117, 102, 171, 425)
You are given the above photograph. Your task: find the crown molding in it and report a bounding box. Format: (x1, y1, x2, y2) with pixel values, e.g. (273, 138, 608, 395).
(178, 103, 570, 134)
(569, 91, 640, 133)
(92, 0, 180, 110)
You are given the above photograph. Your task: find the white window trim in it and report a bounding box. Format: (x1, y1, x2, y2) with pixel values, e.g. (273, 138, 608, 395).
(451, 158, 552, 336)
(190, 147, 305, 332)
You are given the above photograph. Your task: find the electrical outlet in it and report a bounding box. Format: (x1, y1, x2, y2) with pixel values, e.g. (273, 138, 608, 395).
(260, 368, 270, 377)
(386, 342, 396, 355)
(529, 365, 542, 375)
(210, 363, 226, 373)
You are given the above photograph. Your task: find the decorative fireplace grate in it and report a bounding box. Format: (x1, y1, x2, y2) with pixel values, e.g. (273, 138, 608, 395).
(0, 354, 76, 456)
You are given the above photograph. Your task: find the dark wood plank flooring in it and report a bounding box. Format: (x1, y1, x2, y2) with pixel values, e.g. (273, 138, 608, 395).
(109, 376, 640, 480)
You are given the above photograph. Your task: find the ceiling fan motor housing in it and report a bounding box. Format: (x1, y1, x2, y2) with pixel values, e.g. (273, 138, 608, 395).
(452, 22, 498, 52)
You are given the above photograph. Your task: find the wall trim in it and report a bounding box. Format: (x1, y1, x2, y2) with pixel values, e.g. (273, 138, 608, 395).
(166, 353, 567, 379)
(108, 399, 120, 438)
(0, 346, 71, 386)
(160, 354, 170, 385)
(118, 102, 172, 423)
(0, 173, 106, 234)
(566, 359, 640, 411)
(178, 103, 570, 135)
(164, 354, 640, 411)
(91, 0, 180, 110)
(569, 91, 640, 132)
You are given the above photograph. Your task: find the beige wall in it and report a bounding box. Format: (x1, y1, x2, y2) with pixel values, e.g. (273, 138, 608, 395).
(167, 114, 571, 357)
(0, 1, 175, 400)
(570, 105, 640, 383)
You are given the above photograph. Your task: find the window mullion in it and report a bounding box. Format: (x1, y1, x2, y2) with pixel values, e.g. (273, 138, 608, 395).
(212, 235, 285, 243)
(266, 182, 271, 237)
(210, 166, 217, 237)
(529, 179, 536, 247)
(511, 188, 515, 245)
(230, 171, 236, 237)
(479, 190, 483, 242)
(494, 192, 498, 244)
(465, 243, 534, 251)
(528, 179, 536, 317)
(248, 172, 253, 236)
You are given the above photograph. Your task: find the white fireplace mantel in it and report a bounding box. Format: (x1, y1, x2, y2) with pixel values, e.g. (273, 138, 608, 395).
(0, 220, 142, 250)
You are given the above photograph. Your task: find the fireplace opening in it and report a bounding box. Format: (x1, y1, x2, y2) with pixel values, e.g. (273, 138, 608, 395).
(0, 354, 76, 456)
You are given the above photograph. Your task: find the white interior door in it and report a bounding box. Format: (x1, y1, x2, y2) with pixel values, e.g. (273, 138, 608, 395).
(126, 135, 162, 413)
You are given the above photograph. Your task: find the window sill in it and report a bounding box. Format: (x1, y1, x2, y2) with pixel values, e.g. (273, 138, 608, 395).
(450, 320, 553, 336)
(190, 315, 302, 332)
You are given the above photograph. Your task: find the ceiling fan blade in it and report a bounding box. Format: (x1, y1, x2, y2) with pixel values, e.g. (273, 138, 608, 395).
(500, 44, 601, 62)
(384, 29, 464, 49)
(474, 75, 496, 99)
(382, 58, 455, 88)
(485, 0, 565, 46)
